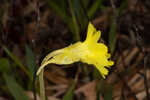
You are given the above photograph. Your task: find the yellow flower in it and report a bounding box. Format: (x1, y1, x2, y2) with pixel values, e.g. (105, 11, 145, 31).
(37, 22, 114, 78)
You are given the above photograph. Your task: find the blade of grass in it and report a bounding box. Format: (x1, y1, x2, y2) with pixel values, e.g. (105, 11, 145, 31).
(68, 0, 80, 41)
(118, 0, 128, 17)
(61, 0, 67, 15)
(3, 73, 30, 100)
(0, 58, 10, 73)
(25, 44, 35, 76)
(88, 0, 102, 18)
(2, 46, 32, 80)
(82, 0, 90, 9)
(104, 84, 113, 100)
(47, 0, 70, 23)
(62, 81, 76, 100)
(109, 16, 116, 54)
(109, 0, 117, 54)
(97, 80, 106, 100)
(73, 0, 88, 31)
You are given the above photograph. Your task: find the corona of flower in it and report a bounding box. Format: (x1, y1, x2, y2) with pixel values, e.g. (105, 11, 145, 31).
(37, 22, 114, 78)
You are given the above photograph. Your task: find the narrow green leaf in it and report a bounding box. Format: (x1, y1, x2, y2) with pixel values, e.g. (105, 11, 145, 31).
(47, 0, 69, 23)
(3, 74, 30, 100)
(68, 0, 80, 41)
(2, 46, 31, 80)
(118, 0, 128, 16)
(73, 0, 88, 31)
(97, 80, 106, 100)
(82, 0, 90, 9)
(104, 84, 113, 100)
(0, 58, 10, 73)
(25, 44, 35, 76)
(61, 0, 67, 14)
(120, 89, 126, 100)
(88, 0, 102, 18)
(62, 82, 76, 100)
(109, 16, 116, 54)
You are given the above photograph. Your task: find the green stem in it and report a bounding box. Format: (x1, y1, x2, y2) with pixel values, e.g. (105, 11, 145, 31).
(39, 69, 46, 100)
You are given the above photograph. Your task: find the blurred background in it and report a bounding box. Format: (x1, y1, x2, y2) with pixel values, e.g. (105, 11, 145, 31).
(0, 0, 150, 100)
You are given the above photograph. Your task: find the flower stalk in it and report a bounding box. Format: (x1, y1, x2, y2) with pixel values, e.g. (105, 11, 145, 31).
(39, 69, 45, 100)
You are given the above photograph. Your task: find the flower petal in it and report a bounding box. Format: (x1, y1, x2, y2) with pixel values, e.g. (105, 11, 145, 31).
(105, 61, 114, 68)
(85, 22, 101, 44)
(96, 64, 109, 79)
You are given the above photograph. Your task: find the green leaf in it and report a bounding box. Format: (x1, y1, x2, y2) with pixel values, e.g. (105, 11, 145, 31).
(88, 0, 102, 18)
(62, 81, 76, 100)
(82, 0, 90, 9)
(109, 16, 116, 54)
(104, 84, 113, 100)
(2, 46, 31, 80)
(0, 58, 10, 73)
(120, 90, 126, 100)
(118, 0, 128, 16)
(25, 44, 35, 76)
(73, 0, 88, 31)
(68, 0, 80, 41)
(60, 0, 67, 15)
(97, 80, 106, 100)
(3, 74, 30, 100)
(47, 0, 69, 23)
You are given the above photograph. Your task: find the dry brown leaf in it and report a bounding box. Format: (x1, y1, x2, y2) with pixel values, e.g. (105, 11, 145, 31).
(44, 70, 71, 85)
(47, 96, 60, 100)
(116, 47, 139, 72)
(75, 80, 97, 100)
